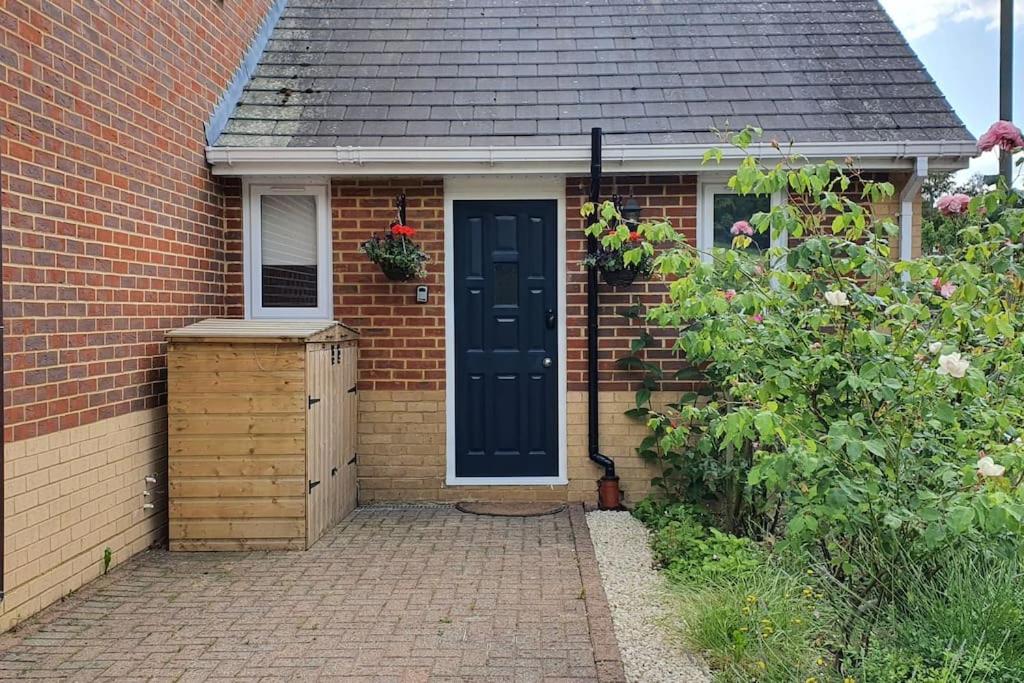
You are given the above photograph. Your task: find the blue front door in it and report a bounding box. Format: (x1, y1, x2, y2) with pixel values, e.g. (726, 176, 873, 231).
(453, 200, 558, 478)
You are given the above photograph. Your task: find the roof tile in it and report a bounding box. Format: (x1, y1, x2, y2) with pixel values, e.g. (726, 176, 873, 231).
(216, 0, 973, 148)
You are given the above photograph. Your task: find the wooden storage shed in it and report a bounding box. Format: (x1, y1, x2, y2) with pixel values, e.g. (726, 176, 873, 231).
(166, 319, 359, 551)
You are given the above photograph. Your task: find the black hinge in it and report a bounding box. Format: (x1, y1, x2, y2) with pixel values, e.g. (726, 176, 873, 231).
(308, 396, 320, 408)
(347, 386, 357, 394)
(347, 454, 357, 465)
(309, 479, 320, 492)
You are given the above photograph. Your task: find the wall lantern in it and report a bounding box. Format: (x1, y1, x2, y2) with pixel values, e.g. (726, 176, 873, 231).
(621, 197, 642, 226)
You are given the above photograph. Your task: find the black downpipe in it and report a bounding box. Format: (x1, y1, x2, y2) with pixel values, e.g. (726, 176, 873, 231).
(586, 127, 616, 480)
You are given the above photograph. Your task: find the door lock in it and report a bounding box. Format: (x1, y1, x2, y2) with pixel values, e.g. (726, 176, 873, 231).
(545, 309, 556, 329)
(542, 357, 553, 368)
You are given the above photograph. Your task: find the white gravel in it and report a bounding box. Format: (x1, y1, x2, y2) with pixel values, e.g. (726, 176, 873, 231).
(586, 510, 710, 683)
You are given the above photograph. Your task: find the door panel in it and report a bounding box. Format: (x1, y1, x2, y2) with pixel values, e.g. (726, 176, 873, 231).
(454, 200, 558, 478)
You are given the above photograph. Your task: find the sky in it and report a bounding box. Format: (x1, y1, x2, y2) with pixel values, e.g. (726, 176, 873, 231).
(877, 0, 1023, 184)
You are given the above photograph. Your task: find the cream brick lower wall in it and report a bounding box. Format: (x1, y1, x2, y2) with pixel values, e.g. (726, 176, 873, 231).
(357, 390, 661, 505)
(2, 408, 167, 632)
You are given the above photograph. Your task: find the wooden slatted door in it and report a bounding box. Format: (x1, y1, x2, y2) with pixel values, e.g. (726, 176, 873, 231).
(305, 343, 332, 547)
(337, 344, 358, 521)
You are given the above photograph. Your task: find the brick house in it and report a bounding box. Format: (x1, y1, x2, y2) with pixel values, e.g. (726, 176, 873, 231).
(2, 0, 973, 629)
(0, 0, 282, 630)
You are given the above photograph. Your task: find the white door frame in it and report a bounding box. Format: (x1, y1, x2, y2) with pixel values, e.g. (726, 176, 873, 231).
(443, 175, 568, 486)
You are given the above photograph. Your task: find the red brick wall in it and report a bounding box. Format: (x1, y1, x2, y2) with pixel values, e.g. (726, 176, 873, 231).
(222, 175, 700, 395)
(331, 178, 446, 391)
(566, 175, 698, 391)
(1, 0, 274, 441)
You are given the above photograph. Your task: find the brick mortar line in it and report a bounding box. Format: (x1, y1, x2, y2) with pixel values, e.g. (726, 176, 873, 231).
(568, 502, 627, 683)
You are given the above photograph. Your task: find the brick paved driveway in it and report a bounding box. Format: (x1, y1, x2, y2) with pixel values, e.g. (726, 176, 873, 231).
(0, 505, 624, 682)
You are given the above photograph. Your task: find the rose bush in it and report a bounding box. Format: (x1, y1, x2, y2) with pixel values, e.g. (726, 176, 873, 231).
(622, 127, 1024, 667)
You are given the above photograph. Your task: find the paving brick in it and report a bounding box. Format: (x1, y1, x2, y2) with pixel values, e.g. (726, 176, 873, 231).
(0, 506, 622, 681)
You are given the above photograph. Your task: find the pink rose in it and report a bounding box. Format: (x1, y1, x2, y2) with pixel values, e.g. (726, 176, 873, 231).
(723, 289, 736, 302)
(730, 220, 754, 237)
(939, 283, 957, 299)
(935, 193, 970, 216)
(751, 313, 764, 324)
(932, 277, 943, 291)
(978, 120, 1024, 154)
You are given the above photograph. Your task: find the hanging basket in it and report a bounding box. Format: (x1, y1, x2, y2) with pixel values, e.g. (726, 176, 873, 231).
(601, 266, 640, 287)
(379, 262, 419, 282)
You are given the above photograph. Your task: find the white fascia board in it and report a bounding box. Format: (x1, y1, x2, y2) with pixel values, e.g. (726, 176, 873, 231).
(206, 140, 977, 177)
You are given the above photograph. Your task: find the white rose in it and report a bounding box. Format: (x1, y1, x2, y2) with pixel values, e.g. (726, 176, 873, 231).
(977, 456, 1006, 477)
(824, 290, 850, 307)
(928, 342, 942, 354)
(937, 352, 969, 379)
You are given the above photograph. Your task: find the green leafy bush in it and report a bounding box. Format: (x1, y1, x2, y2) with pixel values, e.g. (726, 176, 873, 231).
(622, 125, 1024, 678)
(634, 500, 762, 582)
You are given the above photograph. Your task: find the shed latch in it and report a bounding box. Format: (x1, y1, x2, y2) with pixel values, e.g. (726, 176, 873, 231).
(331, 467, 338, 476)
(309, 479, 321, 492)
(308, 396, 320, 408)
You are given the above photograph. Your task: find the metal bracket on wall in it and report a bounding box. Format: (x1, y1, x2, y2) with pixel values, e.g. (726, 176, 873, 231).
(347, 386, 357, 394)
(347, 454, 357, 465)
(308, 396, 321, 408)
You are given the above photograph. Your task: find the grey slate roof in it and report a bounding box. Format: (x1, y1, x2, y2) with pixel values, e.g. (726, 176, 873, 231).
(213, 0, 974, 148)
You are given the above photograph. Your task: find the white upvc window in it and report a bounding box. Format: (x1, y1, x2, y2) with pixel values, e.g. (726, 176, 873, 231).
(697, 181, 785, 261)
(244, 182, 331, 320)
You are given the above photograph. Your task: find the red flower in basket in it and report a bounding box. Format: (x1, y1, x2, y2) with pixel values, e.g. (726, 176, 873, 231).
(391, 224, 416, 238)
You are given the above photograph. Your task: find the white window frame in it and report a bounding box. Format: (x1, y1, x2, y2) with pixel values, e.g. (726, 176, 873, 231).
(243, 180, 332, 320)
(697, 178, 786, 262)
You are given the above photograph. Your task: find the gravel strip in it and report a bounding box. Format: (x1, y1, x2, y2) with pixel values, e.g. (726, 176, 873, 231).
(586, 510, 710, 683)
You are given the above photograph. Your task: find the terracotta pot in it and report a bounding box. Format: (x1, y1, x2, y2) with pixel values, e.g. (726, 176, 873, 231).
(597, 476, 622, 510)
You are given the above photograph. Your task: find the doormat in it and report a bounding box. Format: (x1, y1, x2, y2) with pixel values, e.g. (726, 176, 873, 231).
(455, 502, 566, 517)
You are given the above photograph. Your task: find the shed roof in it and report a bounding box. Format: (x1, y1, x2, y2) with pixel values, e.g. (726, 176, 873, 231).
(166, 319, 359, 343)
(213, 0, 974, 150)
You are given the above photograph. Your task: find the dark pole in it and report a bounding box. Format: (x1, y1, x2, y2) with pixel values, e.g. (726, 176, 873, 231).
(585, 127, 616, 488)
(587, 128, 602, 461)
(1000, 0, 1014, 185)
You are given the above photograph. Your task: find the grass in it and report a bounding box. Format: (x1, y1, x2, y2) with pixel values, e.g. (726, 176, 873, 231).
(669, 564, 835, 682)
(853, 551, 1024, 682)
(640, 501, 1024, 682)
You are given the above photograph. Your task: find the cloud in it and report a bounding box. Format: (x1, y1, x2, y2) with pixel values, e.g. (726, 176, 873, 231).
(879, 0, 1023, 40)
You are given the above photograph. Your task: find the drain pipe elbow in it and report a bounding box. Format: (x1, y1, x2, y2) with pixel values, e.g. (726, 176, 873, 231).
(588, 451, 616, 479)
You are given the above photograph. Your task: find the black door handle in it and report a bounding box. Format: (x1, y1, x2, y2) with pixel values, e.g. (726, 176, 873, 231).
(545, 309, 556, 329)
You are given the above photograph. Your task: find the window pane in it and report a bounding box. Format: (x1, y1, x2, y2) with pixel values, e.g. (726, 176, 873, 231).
(712, 193, 772, 250)
(260, 195, 318, 308)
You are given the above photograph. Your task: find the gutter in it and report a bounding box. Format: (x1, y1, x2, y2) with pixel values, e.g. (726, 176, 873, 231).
(900, 156, 929, 262)
(205, 140, 977, 177)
